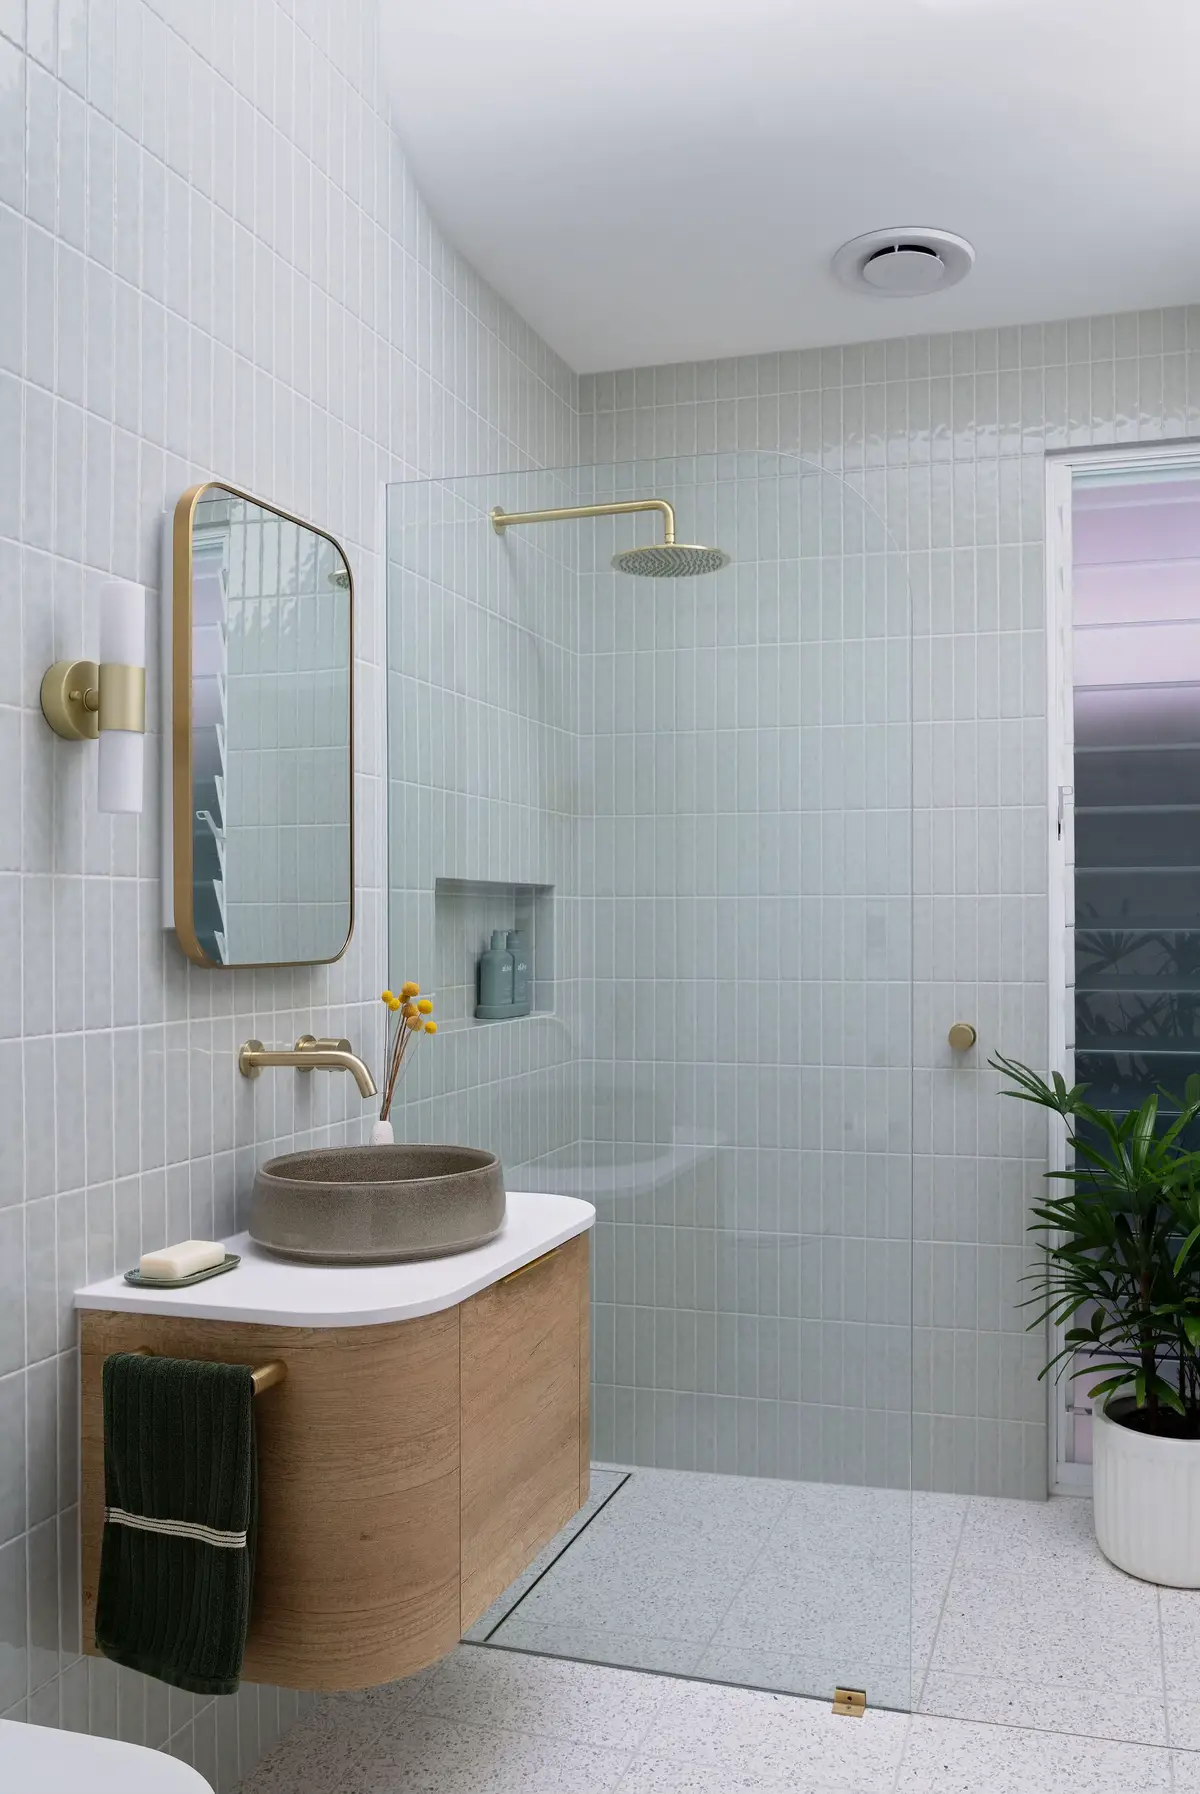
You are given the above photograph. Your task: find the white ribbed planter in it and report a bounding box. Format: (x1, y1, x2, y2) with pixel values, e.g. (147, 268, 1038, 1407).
(1093, 1399, 1200, 1586)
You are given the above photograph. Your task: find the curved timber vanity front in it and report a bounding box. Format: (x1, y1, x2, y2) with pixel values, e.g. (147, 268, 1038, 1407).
(74, 1190, 595, 1690)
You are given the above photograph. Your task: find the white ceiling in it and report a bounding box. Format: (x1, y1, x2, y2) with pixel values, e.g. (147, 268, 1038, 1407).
(380, 0, 1200, 374)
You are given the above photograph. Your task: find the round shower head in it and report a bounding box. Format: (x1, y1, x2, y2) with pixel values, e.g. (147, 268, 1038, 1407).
(611, 542, 730, 578)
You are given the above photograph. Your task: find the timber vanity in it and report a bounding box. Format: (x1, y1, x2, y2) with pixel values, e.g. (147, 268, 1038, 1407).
(74, 1190, 595, 1690)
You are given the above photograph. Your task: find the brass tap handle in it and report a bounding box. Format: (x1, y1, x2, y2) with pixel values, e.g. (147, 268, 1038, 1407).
(948, 1022, 977, 1052)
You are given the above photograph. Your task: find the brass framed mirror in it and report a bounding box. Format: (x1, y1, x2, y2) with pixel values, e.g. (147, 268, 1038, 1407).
(163, 482, 354, 968)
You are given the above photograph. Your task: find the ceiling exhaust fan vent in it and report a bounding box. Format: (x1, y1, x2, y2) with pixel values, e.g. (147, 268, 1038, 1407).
(832, 228, 975, 297)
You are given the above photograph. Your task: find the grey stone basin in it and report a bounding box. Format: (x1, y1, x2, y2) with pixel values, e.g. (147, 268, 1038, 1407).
(249, 1145, 506, 1264)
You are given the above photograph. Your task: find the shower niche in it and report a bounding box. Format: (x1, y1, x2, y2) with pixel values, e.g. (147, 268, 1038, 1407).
(433, 878, 554, 1027)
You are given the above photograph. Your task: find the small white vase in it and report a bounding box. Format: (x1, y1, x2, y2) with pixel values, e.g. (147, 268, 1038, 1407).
(370, 1118, 395, 1146)
(1093, 1398, 1200, 1586)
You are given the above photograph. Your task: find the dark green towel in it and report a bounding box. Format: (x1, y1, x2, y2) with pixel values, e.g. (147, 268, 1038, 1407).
(96, 1351, 257, 1695)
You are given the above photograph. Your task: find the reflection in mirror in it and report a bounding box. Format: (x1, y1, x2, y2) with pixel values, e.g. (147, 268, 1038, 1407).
(172, 484, 353, 967)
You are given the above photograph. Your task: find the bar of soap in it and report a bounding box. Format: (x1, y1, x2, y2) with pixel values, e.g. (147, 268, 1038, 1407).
(139, 1240, 225, 1281)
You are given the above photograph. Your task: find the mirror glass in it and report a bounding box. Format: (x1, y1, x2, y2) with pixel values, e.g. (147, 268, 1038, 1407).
(175, 484, 353, 966)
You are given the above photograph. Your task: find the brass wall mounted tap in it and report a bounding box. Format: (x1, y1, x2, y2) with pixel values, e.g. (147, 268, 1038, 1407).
(237, 1034, 377, 1099)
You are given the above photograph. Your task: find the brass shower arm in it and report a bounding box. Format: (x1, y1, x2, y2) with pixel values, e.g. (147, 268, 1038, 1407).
(490, 498, 677, 545)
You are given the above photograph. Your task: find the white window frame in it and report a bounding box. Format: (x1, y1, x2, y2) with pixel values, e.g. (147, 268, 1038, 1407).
(1045, 440, 1200, 1496)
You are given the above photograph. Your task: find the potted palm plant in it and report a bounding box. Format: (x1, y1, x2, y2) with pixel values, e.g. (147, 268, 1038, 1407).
(993, 1054, 1200, 1585)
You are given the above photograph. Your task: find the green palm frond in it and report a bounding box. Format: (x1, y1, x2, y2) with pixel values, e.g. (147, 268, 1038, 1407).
(992, 1057, 1200, 1422)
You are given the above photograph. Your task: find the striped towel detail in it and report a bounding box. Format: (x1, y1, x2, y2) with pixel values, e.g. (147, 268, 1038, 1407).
(105, 1505, 248, 1550)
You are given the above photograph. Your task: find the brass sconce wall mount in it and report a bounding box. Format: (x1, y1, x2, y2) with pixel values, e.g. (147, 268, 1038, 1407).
(39, 579, 148, 815)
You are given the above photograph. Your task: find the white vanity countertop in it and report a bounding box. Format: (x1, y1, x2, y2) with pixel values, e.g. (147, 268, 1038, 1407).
(74, 1190, 595, 1328)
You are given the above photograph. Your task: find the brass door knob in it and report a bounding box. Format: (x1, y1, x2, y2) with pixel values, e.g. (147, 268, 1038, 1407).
(948, 1022, 977, 1051)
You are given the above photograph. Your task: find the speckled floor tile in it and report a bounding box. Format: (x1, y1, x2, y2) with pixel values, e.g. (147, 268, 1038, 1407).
(1155, 1580, 1200, 1747)
(692, 1638, 913, 1714)
(336, 1715, 630, 1794)
(487, 1619, 708, 1677)
(926, 1553, 1162, 1697)
(597, 1469, 794, 1538)
(1169, 1747, 1200, 1790)
(636, 1677, 909, 1793)
(240, 1483, 1200, 1794)
(896, 1714, 1172, 1793)
(407, 1645, 670, 1748)
(615, 1757, 866, 1794)
(917, 1670, 1167, 1748)
(499, 1517, 763, 1639)
(235, 1704, 385, 1793)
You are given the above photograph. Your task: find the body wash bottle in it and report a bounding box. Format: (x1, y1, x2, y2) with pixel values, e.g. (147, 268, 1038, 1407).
(507, 929, 531, 1015)
(476, 930, 515, 1018)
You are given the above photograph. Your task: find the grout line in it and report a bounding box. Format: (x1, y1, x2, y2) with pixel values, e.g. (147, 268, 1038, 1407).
(912, 1493, 970, 1712)
(1159, 1584, 1174, 1772)
(676, 1478, 812, 1671)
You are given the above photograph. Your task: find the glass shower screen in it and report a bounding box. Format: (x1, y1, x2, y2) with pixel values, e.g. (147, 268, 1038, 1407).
(387, 452, 914, 1709)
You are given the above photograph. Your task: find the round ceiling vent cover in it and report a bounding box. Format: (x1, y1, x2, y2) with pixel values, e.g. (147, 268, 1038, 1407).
(832, 228, 975, 297)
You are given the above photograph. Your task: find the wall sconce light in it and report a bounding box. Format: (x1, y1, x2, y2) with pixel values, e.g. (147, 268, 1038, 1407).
(40, 579, 147, 814)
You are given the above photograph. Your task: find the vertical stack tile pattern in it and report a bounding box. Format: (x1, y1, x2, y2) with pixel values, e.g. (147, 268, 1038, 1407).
(0, 0, 576, 1781)
(576, 313, 1200, 1498)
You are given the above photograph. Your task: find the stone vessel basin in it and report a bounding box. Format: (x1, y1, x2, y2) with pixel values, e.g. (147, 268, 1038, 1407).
(249, 1145, 506, 1263)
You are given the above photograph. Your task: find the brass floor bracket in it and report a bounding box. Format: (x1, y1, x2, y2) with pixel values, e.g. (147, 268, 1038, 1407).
(832, 1687, 867, 1717)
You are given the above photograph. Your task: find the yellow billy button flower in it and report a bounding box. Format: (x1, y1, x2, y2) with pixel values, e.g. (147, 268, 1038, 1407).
(417, 999, 433, 1014)
(424, 1021, 437, 1034)
(400, 981, 420, 998)
(403, 1002, 418, 1017)
(381, 990, 394, 1004)
(405, 1013, 423, 1031)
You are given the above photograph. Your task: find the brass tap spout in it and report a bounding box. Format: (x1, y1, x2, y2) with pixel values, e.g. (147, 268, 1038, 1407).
(237, 1034, 377, 1099)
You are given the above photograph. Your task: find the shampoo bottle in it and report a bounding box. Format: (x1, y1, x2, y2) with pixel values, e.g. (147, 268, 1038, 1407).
(477, 930, 515, 1017)
(507, 929, 531, 1015)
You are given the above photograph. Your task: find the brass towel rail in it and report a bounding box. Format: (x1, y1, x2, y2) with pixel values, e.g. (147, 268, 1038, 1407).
(128, 1347, 286, 1396)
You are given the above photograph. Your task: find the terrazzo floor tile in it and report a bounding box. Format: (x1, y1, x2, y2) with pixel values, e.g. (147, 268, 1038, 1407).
(407, 1647, 670, 1748)
(502, 1521, 765, 1640)
(614, 1758, 872, 1793)
(239, 1476, 1200, 1793)
(691, 1638, 913, 1714)
(234, 1704, 388, 1794)
(1169, 1748, 1200, 1790)
(895, 1714, 1173, 1793)
(636, 1677, 910, 1793)
(599, 1469, 794, 1537)
(956, 1494, 1097, 1561)
(925, 1557, 1163, 1697)
(488, 1619, 708, 1676)
(916, 1670, 1168, 1748)
(335, 1715, 631, 1794)
(1156, 1583, 1200, 1747)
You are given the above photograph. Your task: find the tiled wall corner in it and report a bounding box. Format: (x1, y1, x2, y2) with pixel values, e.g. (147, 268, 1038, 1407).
(0, 0, 576, 1781)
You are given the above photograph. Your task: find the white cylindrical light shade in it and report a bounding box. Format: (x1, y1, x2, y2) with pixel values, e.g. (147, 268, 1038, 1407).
(99, 578, 146, 663)
(98, 579, 146, 816)
(98, 730, 145, 814)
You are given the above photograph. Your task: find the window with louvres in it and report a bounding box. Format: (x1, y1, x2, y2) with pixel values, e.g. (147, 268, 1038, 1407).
(1067, 473, 1200, 1461)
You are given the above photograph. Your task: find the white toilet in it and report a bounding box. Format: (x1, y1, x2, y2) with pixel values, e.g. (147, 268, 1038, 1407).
(0, 1717, 211, 1790)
